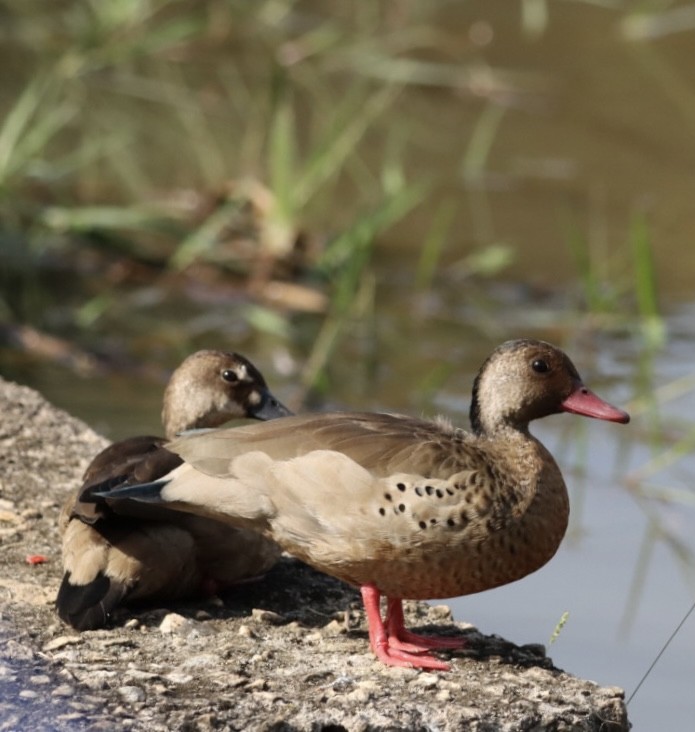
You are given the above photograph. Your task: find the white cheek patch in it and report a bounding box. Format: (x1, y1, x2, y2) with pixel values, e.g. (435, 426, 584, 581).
(236, 364, 249, 382)
(247, 390, 261, 406)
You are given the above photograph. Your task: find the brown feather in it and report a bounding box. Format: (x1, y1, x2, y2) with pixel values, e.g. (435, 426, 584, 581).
(57, 350, 289, 630)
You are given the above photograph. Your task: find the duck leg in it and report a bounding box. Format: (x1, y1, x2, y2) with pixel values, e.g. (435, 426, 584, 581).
(386, 597, 468, 651)
(360, 585, 451, 670)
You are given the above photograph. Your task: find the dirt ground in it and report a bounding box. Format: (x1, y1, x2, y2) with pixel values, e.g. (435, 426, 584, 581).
(0, 376, 630, 731)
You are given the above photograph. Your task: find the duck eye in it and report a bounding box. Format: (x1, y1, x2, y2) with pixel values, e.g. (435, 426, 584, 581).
(221, 369, 239, 383)
(532, 359, 550, 374)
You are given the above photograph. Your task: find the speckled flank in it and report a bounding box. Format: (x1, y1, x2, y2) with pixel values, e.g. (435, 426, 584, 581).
(158, 339, 624, 601)
(315, 430, 570, 600)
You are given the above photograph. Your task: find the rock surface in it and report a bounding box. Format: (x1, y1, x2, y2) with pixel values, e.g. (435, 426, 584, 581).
(0, 376, 630, 731)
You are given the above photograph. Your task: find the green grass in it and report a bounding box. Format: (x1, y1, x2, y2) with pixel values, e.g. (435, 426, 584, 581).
(302, 175, 428, 395)
(548, 611, 570, 646)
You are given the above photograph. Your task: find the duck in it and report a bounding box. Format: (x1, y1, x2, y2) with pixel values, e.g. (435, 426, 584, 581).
(93, 339, 629, 669)
(56, 349, 292, 631)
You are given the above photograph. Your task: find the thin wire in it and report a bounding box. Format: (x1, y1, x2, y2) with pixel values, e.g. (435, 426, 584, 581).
(626, 599, 695, 706)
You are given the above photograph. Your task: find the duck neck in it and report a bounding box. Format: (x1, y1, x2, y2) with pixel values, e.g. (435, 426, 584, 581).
(469, 375, 530, 438)
(162, 392, 216, 440)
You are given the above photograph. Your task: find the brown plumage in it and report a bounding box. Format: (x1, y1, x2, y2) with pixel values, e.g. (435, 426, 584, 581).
(57, 349, 292, 631)
(98, 339, 629, 669)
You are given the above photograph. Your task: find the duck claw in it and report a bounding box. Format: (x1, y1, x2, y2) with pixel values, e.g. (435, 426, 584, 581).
(373, 641, 451, 671)
(391, 628, 468, 651)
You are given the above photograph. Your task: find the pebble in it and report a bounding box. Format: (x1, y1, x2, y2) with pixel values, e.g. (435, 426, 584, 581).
(124, 618, 140, 629)
(252, 691, 280, 704)
(180, 653, 221, 670)
(502, 671, 529, 685)
(331, 676, 355, 693)
(165, 672, 193, 685)
(413, 672, 440, 689)
(56, 713, 84, 723)
(28, 674, 51, 685)
(49, 649, 80, 663)
(159, 613, 194, 634)
(428, 604, 454, 621)
(68, 701, 97, 713)
(359, 680, 380, 692)
(20, 507, 42, 519)
(18, 690, 38, 699)
(192, 712, 217, 730)
(384, 666, 419, 681)
(43, 635, 81, 652)
(118, 686, 146, 703)
(225, 674, 249, 688)
(238, 624, 256, 639)
(347, 687, 373, 703)
(523, 667, 553, 683)
(102, 636, 135, 648)
(249, 649, 273, 663)
(321, 619, 345, 636)
(251, 608, 286, 625)
(125, 669, 159, 681)
(51, 684, 74, 698)
(347, 679, 379, 702)
(4, 639, 34, 661)
(79, 669, 118, 690)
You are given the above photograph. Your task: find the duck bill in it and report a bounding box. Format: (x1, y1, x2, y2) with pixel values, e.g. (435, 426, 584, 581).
(249, 389, 294, 421)
(561, 385, 630, 424)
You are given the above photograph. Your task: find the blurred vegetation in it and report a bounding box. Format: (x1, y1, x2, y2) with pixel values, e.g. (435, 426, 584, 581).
(1, 0, 531, 384)
(0, 1, 684, 367)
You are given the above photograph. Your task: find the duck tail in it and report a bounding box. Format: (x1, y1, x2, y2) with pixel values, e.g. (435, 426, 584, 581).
(55, 570, 128, 630)
(91, 480, 169, 503)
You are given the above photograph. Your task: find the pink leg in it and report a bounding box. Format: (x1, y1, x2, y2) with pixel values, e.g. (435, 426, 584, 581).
(360, 585, 450, 671)
(386, 597, 468, 651)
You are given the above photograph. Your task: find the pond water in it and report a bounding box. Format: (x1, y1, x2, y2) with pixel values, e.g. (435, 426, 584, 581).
(2, 2, 695, 729)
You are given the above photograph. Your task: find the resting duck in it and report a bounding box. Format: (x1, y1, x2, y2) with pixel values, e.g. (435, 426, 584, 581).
(94, 339, 629, 669)
(57, 349, 292, 630)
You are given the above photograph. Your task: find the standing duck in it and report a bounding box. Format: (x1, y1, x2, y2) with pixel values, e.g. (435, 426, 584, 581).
(95, 340, 629, 669)
(57, 349, 292, 630)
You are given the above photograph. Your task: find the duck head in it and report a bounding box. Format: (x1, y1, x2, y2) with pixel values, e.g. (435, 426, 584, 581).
(162, 350, 292, 438)
(469, 339, 630, 435)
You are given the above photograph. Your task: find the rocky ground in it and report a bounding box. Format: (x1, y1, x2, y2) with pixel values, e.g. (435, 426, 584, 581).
(0, 376, 630, 731)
